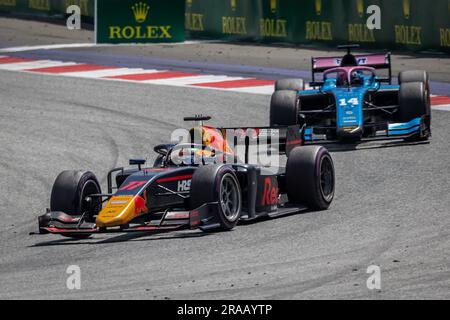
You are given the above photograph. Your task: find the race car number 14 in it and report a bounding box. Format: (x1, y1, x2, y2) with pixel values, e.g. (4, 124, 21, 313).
(339, 98, 359, 107)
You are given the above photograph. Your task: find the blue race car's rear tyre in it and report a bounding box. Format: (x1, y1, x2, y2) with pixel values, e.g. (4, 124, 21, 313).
(270, 90, 298, 127)
(286, 146, 335, 211)
(190, 165, 242, 231)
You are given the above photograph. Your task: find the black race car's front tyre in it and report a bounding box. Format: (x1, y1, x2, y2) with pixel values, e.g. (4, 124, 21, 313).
(50, 170, 102, 233)
(286, 146, 335, 211)
(50, 171, 102, 238)
(51, 170, 101, 215)
(190, 165, 242, 231)
(270, 90, 298, 127)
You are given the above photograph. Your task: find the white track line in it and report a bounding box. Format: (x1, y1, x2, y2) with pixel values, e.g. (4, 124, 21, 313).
(229, 85, 274, 95)
(0, 43, 97, 53)
(433, 105, 450, 111)
(0, 40, 223, 53)
(63, 68, 155, 78)
(0, 60, 77, 71)
(145, 75, 245, 86)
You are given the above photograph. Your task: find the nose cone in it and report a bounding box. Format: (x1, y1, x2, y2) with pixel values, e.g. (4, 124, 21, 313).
(337, 126, 363, 139)
(96, 196, 137, 228)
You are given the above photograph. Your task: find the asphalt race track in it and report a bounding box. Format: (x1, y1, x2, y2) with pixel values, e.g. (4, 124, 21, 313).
(0, 18, 449, 299)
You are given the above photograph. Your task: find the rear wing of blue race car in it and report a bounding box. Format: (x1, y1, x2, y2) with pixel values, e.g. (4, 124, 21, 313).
(311, 46, 392, 83)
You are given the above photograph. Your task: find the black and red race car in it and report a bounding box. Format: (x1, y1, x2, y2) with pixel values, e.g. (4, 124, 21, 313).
(37, 116, 335, 239)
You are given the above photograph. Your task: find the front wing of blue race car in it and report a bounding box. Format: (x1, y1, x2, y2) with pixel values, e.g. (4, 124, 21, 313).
(303, 117, 428, 143)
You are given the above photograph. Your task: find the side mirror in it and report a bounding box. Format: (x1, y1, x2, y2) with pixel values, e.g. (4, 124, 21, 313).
(129, 158, 146, 170)
(309, 81, 324, 88)
(375, 77, 391, 83)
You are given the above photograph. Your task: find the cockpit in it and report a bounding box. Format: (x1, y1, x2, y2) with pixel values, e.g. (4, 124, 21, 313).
(324, 67, 376, 88)
(161, 126, 235, 167)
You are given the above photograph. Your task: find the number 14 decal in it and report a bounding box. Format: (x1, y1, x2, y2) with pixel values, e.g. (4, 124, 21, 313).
(339, 98, 359, 107)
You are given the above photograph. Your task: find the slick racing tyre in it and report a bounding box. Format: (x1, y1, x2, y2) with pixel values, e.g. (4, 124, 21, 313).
(275, 79, 305, 92)
(286, 146, 335, 210)
(399, 82, 430, 121)
(398, 70, 429, 87)
(50, 171, 101, 239)
(270, 90, 298, 127)
(190, 165, 242, 231)
(398, 82, 431, 141)
(51, 170, 102, 220)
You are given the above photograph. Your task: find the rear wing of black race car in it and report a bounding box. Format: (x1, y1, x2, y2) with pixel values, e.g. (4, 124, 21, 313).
(217, 125, 303, 161)
(311, 52, 392, 83)
(183, 116, 303, 161)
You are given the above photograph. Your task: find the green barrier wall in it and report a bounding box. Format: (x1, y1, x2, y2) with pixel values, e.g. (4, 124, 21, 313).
(1, 0, 449, 52)
(185, 0, 450, 53)
(0, 0, 94, 18)
(96, 0, 185, 44)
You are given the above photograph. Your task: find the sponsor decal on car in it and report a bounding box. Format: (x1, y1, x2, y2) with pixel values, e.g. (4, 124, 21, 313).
(177, 179, 191, 192)
(261, 177, 279, 207)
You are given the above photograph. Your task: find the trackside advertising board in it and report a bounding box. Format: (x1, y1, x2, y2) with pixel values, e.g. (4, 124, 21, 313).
(0, 0, 94, 18)
(185, 0, 450, 53)
(95, 0, 185, 44)
(0, 0, 449, 52)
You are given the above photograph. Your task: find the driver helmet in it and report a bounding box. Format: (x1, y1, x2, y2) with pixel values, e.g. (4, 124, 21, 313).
(350, 70, 364, 86)
(336, 71, 349, 87)
(190, 126, 234, 154)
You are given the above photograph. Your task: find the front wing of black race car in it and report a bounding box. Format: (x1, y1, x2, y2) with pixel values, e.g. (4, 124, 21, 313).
(38, 202, 223, 236)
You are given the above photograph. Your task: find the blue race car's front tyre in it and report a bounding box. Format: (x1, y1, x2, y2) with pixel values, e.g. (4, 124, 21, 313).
(270, 90, 298, 127)
(399, 81, 431, 141)
(398, 70, 429, 87)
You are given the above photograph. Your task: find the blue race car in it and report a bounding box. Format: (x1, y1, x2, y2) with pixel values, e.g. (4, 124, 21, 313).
(270, 45, 431, 143)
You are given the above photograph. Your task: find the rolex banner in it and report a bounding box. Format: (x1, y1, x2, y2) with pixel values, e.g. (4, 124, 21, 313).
(185, 0, 450, 53)
(0, 0, 449, 51)
(96, 0, 185, 44)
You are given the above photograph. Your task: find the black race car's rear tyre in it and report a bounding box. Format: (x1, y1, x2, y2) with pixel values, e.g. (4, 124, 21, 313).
(275, 79, 305, 92)
(270, 90, 298, 127)
(190, 165, 242, 231)
(51, 170, 101, 218)
(398, 70, 429, 86)
(286, 146, 335, 211)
